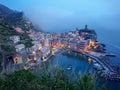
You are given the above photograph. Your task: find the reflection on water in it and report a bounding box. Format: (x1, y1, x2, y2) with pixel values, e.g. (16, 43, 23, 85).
(51, 54, 93, 73)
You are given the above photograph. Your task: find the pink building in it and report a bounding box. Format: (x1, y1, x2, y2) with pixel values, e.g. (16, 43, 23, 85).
(77, 40, 89, 51)
(15, 27, 24, 33)
(69, 40, 78, 50)
(69, 40, 89, 51)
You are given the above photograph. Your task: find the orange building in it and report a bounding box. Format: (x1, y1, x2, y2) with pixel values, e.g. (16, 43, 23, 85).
(13, 54, 23, 64)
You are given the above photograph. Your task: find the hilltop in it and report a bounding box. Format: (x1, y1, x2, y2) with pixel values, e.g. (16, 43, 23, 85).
(0, 4, 43, 32)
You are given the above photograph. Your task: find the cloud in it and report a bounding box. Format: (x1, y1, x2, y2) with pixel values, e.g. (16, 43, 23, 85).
(22, 0, 120, 32)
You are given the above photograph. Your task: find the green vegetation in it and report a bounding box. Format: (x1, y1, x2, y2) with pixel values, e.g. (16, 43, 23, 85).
(0, 18, 33, 73)
(19, 33, 33, 49)
(0, 65, 107, 90)
(0, 3, 42, 32)
(0, 18, 18, 45)
(0, 18, 17, 73)
(0, 54, 2, 71)
(0, 60, 107, 90)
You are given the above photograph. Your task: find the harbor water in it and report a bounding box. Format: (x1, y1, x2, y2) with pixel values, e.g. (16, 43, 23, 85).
(51, 53, 120, 90)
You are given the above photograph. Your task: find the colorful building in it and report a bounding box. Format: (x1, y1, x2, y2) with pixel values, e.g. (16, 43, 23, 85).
(13, 54, 23, 64)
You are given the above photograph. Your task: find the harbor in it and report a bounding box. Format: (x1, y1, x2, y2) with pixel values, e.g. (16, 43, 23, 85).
(61, 49, 120, 81)
(50, 49, 120, 90)
(0, 1, 120, 90)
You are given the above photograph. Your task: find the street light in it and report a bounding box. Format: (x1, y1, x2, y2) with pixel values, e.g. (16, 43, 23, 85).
(32, 51, 36, 55)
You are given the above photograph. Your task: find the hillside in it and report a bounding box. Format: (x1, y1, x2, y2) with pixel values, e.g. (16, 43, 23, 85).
(0, 4, 42, 32)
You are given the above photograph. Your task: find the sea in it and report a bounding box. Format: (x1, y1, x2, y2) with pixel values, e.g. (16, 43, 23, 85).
(97, 30, 120, 66)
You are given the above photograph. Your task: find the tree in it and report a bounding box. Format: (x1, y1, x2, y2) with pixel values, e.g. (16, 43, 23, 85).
(0, 66, 107, 90)
(77, 73, 95, 90)
(0, 70, 37, 90)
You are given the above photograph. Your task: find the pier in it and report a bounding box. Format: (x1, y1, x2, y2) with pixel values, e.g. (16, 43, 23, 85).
(84, 52, 114, 73)
(66, 49, 114, 73)
(105, 53, 116, 57)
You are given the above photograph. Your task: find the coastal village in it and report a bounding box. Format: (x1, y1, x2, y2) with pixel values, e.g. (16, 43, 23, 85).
(0, 2, 120, 90)
(3, 22, 120, 81)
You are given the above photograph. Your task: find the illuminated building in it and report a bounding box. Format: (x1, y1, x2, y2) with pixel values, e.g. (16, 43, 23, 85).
(77, 40, 89, 52)
(49, 39, 61, 47)
(27, 55, 34, 62)
(69, 40, 78, 50)
(40, 46, 52, 61)
(13, 54, 23, 64)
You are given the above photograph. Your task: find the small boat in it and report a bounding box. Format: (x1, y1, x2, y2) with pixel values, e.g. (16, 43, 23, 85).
(93, 63, 103, 70)
(67, 66, 72, 70)
(92, 60, 96, 63)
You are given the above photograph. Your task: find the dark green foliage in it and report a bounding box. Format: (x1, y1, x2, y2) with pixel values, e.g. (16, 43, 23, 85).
(0, 4, 23, 27)
(0, 19, 17, 52)
(19, 33, 33, 48)
(0, 64, 107, 90)
(0, 4, 43, 32)
(77, 73, 95, 90)
(1, 70, 36, 90)
(1, 45, 15, 52)
(0, 54, 3, 71)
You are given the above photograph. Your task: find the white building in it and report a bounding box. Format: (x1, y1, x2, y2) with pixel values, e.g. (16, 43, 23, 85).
(10, 35, 20, 43)
(45, 39, 49, 46)
(40, 46, 51, 61)
(32, 41, 39, 46)
(15, 44, 25, 52)
(31, 41, 40, 51)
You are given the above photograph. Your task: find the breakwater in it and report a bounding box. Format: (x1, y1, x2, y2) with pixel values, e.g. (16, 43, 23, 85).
(63, 49, 120, 81)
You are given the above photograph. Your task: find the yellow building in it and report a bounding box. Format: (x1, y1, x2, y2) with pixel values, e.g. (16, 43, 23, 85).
(13, 54, 23, 64)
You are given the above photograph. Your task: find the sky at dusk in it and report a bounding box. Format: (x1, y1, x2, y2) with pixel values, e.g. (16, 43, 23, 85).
(0, 0, 120, 33)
